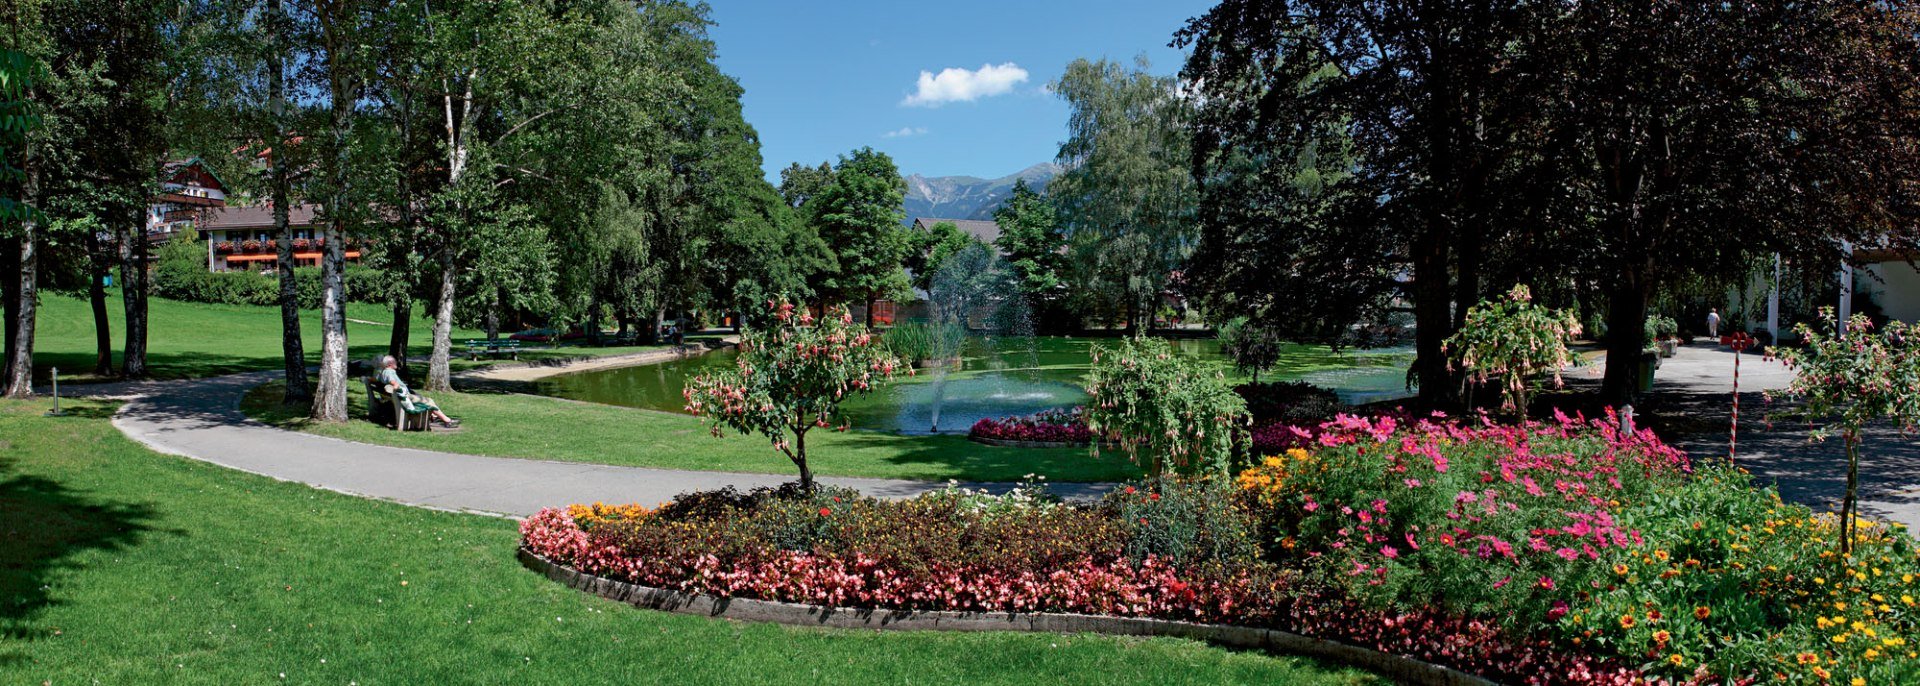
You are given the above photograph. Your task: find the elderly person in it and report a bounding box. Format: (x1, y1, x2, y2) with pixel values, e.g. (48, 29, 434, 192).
(377, 355, 460, 428)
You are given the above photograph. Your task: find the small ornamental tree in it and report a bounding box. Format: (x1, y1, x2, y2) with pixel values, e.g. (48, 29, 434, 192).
(1217, 317, 1287, 384)
(1767, 309, 1920, 553)
(684, 300, 901, 491)
(1444, 285, 1582, 419)
(1085, 337, 1248, 477)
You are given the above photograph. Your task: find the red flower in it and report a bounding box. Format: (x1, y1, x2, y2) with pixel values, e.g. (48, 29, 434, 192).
(818, 507, 831, 517)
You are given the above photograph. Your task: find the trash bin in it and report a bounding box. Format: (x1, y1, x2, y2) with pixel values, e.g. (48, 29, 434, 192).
(1636, 350, 1660, 393)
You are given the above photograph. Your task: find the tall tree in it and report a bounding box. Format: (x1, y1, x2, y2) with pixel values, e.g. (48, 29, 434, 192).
(809, 147, 907, 325)
(991, 178, 1070, 332)
(0, 34, 41, 397)
(1176, 1, 1561, 405)
(1048, 57, 1194, 334)
(307, 0, 365, 421)
(1542, 0, 1920, 403)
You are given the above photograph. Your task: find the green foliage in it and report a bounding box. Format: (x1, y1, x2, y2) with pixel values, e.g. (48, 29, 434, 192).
(1049, 57, 1195, 328)
(151, 228, 384, 308)
(1107, 477, 1256, 566)
(0, 48, 41, 228)
(684, 300, 902, 489)
(907, 220, 985, 293)
(1444, 285, 1582, 418)
(1768, 308, 1920, 552)
(808, 148, 909, 311)
(879, 320, 965, 363)
(1644, 314, 1678, 346)
(991, 178, 1069, 314)
(1218, 317, 1289, 380)
(1085, 337, 1248, 477)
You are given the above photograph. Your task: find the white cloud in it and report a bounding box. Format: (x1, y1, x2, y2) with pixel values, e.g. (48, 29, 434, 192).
(881, 126, 927, 139)
(900, 63, 1029, 107)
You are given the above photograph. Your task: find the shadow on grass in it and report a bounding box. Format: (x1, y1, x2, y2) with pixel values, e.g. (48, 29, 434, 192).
(0, 456, 165, 658)
(826, 430, 1140, 492)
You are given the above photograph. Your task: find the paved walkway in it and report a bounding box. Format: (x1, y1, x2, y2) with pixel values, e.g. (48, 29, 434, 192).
(101, 372, 1105, 519)
(1643, 343, 1920, 532)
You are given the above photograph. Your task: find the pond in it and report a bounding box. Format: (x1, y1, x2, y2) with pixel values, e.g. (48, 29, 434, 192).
(531, 337, 1416, 434)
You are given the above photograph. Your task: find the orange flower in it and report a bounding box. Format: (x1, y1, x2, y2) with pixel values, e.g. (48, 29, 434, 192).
(1795, 652, 1819, 665)
(1694, 606, 1711, 620)
(1653, 630, 1671, 644)
(1619, 614, 1637, 629)
(1666, 653, 1684, 667)
(1613, 563, 1630, 576)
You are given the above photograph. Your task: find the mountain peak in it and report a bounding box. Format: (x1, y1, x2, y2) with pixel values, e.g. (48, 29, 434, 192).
(903, 163, 1059, 222)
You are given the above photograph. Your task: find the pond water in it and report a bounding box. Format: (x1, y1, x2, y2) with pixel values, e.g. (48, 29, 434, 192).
(532, 337, 1415, 434)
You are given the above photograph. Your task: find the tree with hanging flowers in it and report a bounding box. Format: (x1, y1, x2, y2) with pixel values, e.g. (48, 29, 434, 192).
(684, 299, 901, 491)
(1767, 308, 1920, 554)
(1444, 284, 1583, 419)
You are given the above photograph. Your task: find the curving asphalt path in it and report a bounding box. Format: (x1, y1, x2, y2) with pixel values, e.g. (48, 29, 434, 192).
(100, 371, 1109, 518)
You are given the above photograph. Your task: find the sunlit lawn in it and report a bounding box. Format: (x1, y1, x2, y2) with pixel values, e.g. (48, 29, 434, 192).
(242, 381, 1144, 483)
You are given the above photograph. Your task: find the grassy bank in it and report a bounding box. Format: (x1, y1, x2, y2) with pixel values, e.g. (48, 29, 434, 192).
(33, 291, 669, 383)
(0, 397, 1375, 684)
(241, 381, 1144, 483)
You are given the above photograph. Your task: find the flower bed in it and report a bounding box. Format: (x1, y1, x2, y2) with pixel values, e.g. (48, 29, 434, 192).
(969, 407, 1093, 446)
(524, 412, 1920, 684)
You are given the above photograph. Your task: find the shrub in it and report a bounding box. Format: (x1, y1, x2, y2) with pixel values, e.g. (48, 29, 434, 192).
(684, 299, 901, 491)
(1444, 284, 1582, 417)
(1234, 381, 1343, 426)
(1085, 337, 1248, 477)
(880, 320, 965, 363)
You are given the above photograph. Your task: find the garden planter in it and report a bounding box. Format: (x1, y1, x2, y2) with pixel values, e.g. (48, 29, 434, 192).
(1655, 339, 1678, 358)
(1636, 350, 1659, 392)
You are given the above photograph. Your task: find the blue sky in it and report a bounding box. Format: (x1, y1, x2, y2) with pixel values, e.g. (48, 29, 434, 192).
(707, 0, 1213, 181)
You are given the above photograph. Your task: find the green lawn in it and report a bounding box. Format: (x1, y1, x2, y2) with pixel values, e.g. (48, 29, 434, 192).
(33, 291, 672, 383)
(242, 382, 1145, 483)
(0, 397, 1378, 685)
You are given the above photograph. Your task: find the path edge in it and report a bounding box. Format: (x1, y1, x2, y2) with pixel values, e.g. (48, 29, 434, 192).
(517, 547, 1501, 686)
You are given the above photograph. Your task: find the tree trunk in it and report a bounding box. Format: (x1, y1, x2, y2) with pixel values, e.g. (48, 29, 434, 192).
(484, 290, 500, 341)
(388, 297, 411, 373)
(5, 201, 39, 397)
(1600, 262, 1652, 406)
(426, 247, 455, 391)
(3, 236, 17, 383)
(120, 214, 149, 380)
(863, 297, 874, 328)
(792, 428, 813, 492)
(1842, 431, 1860, 554)
(310, 16, 353, 423)
(1410, 229, 1455, 407)
(88, 230, 113, 376)
(269, 0, 309, 405)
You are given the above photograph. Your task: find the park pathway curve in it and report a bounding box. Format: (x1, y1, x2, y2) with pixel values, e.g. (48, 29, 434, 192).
(104, 372, 1108, 518)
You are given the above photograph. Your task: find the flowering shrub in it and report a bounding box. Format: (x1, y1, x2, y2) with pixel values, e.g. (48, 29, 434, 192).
(684, 299, 901, 491)
(969, 407, 1092, 444)
(524, 481, 1641, 685)
(1444, 284, 1582, 417)
(1767, 308, 1920, 553)
(1086, 337, 1249, 477)
(1244, 410, 1920, 683)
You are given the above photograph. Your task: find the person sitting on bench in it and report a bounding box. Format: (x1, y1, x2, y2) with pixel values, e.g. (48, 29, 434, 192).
(377, 355, 460, 429)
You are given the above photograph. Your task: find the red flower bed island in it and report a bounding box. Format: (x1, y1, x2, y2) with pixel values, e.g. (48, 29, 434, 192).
(525, 412, 1920, 684)
(968, 408, 1094, 446)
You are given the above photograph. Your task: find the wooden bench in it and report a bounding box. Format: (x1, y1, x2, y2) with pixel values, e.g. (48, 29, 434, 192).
(365, 377, 430, 431)
(464, 339, 521, 360)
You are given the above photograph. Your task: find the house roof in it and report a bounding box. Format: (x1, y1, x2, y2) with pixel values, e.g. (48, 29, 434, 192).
(912, 217, 1001, 245)
(199, 203, 323, 231)
(160, 157, 230, 193)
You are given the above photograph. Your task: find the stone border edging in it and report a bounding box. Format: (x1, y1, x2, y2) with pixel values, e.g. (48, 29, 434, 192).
(517, 547, 1500, 686)
(968, 435, 1090, 449)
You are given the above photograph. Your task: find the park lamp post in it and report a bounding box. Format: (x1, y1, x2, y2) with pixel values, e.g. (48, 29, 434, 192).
(47, 366, 63, 417)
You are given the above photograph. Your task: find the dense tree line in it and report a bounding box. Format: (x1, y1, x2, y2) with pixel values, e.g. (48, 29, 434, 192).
(0, 0, 874, 421)
(1174, 0, 1920, 406)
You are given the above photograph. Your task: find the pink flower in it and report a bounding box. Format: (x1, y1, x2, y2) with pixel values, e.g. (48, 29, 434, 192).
(1380, 545, 1399, 559)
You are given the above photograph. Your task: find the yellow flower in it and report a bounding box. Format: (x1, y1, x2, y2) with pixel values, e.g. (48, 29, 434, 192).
(1618, 614, 1636, 629)
(1654, 550, 1671, 562)
(1652, 630, 1671, 644)
(1665, 653, 1684, 667)
(1813, 666, 1831, 679)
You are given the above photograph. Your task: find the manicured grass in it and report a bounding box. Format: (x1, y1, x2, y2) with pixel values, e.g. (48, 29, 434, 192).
(33, 291, 673, 383)
(241, 381, 1146, 483)
(0, 398, 1379, 685)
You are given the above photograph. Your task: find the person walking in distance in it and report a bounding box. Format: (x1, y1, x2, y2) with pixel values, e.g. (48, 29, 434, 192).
(1707, 308, 1722, 338)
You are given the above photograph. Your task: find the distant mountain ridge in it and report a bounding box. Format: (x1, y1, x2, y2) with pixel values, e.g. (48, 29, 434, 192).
(902, 162, 1060, 222)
